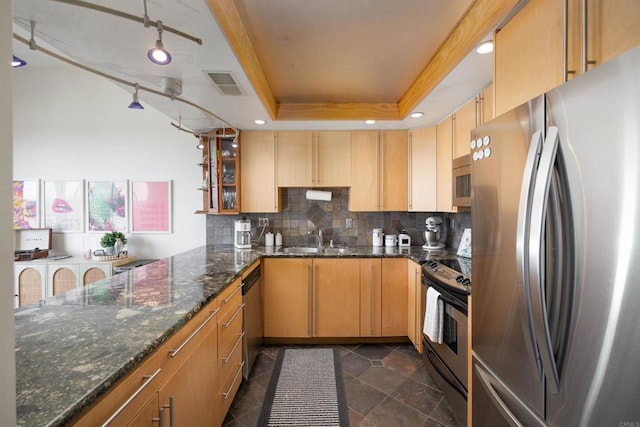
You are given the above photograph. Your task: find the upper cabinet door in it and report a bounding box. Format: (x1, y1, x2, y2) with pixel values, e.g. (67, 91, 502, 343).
(276, 131, 313, 187)
(240, 131, 280, 213)
(453, 97, 478, 159)
(381, 130, 408, 211)
(349, 131, 379, 211)
(316, 131, 351, 187)
(409, 127, 437, 212)
(436, 115, 455, 213)
(494, 0, 564, 116)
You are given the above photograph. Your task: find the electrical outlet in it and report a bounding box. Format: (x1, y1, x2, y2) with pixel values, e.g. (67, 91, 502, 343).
(346, 218, 353, 229)
(258, 218, 269, 227)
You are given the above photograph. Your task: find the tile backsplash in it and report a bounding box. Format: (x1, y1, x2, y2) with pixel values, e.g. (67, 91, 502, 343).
(206, 188, 471, 251)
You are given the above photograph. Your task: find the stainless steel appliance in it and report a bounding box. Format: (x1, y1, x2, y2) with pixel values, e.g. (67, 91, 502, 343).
(452, 154, 471, 207)
(234, 219, 252, 249)
(420, 258, 471, 427)
(242, 264, 262, 380)
(471, 46, 640, 426)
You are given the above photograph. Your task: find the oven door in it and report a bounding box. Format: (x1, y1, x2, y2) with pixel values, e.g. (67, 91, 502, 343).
(422, 280, 468, 389)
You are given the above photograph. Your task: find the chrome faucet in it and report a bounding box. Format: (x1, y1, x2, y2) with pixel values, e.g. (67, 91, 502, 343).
(309, 229, 324, 248)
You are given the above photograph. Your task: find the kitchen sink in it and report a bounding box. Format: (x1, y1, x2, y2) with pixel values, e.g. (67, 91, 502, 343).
(280, 246, 349, 255)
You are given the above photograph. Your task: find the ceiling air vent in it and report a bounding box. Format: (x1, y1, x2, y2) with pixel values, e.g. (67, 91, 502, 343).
(206, 72, 243, 96)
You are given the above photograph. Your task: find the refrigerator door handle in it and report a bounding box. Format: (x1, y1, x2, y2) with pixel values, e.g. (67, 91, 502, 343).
(528, 126, 561, 393)
(515, 130, 544, 378)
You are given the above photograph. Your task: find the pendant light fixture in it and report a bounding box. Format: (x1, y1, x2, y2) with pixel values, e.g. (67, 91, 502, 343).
(12, 55, 27, 68)
(147, 20, 171, 65)
(128, 83, 144, 109)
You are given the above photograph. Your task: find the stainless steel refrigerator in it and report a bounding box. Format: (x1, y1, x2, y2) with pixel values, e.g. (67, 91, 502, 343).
(471, 45, 640, 426)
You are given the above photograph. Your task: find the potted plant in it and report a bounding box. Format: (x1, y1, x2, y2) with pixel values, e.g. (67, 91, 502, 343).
(100, 231, 127, 254)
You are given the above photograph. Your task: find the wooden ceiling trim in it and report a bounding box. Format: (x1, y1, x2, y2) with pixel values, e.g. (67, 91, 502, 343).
(398, 0, 520, 117)
(277, 102, 401, 121)
(206, 0, 278, 119)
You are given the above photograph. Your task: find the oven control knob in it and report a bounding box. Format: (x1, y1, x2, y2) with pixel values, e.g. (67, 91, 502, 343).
(462, 278, 471, 286)
(456, 275, 464, 283)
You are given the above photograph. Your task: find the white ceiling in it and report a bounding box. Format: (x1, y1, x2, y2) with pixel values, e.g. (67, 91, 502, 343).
(11, 0, 514, 134)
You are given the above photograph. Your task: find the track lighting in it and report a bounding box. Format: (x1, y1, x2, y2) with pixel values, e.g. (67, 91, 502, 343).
(147, 21, 171, 65)
(231, 134, 239, 148)
(128, 83, 144, 109)
(196, 135, 205, 150)
(12, 55, 27, 68)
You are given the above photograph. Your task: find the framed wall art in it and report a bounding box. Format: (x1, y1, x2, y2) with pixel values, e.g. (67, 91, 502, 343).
(12, 180, 40, 229)
(86, 180, 128, 232)
(43, 180, 84, 233)
(130, 180, 172, 233)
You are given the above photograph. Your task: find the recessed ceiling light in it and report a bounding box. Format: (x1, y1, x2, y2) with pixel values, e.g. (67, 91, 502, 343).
(254, 119, 266, 125)
(365, 119, 376, 125)
(410, 112, 424, 118)
(476, 40, 494, 54)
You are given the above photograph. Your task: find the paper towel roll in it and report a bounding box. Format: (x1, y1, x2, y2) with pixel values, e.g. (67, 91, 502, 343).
(305, 190, 332, 201)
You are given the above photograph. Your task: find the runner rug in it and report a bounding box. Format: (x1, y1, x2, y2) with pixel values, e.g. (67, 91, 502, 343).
(258, 347, 349, 426)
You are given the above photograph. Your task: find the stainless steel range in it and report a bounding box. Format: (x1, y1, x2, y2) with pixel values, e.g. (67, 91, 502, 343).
(420, 256, 471, 427)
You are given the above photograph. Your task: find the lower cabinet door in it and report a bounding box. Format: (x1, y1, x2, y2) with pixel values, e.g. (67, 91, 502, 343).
(314, 259, 360, 337)
(263, 258, 312, 337)
(157, 323, 218, 426)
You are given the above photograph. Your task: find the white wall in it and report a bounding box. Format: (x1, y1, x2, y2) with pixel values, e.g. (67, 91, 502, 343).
(2, 2, 17, 424)
(13, 66, 206, 259)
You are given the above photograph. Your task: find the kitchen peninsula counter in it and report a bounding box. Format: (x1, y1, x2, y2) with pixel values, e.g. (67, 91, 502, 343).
(15, 244, 455, 426)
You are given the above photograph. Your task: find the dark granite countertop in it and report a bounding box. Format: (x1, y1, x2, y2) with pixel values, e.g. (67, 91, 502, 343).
(15, 244, 457, 426)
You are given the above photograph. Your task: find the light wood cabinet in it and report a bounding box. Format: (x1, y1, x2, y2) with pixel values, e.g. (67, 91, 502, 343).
(407, 260, 423, 353)
(453, 97, 478, 159)
(360, 258, 382, 337)
(381, 258, 408, 337)
(408, 127, 437, 212)
(216, 278, 244, 421)
(436, 116, 456, 213)
(276, 131, 351, 187)
(359, 258, 407, 338)
(314, 258, 360, 337)
(240, 131, 280, 213)
(350, 130, 408, 211)
(48, 264, 79, 296)
(73, 296, 222, 426)
(263, 258, 360, 338)
(495, 0, 640, 116)
(263, 258, 312, 337)
(479, 84, 494, 124)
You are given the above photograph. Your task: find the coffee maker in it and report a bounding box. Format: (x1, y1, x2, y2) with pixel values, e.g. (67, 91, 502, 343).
(234, 219, 252, 249)
(423, 216, 446, 250)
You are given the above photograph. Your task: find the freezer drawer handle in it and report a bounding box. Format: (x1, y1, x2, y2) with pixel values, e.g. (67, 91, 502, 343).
(475, 363, 524, 427)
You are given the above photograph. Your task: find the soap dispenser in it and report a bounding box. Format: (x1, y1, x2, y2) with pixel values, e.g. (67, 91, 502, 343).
(275, 230, 282, 246)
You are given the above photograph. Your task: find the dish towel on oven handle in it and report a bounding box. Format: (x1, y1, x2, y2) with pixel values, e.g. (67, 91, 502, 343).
(423, 287, 443, 344)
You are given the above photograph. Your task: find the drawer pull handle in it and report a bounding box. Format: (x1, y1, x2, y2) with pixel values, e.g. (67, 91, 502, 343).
(222, 361, 245, 399)
(169, 308, 220, 358)
(102, 368, 162, 426)
(222, 331, 245, 364)
(223, 283, 244, 304)
(222, 303, 245, 328)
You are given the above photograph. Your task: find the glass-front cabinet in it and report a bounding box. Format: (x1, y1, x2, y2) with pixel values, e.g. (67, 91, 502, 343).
(197, 130, 240, 214)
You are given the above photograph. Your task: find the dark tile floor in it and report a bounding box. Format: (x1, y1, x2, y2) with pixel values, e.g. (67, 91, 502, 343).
(223, 343, 462, 427)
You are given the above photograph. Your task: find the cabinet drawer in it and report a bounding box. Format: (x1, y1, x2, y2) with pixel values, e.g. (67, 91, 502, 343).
(218, 338, 244, 399)
(218, 302, 244, 364)
(218, 278, 243, 320)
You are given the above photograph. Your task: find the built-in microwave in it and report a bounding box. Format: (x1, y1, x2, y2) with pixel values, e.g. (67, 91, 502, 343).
(452, 154, 471, 207)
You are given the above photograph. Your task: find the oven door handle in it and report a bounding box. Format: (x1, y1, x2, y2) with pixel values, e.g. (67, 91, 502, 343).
(423, 341, 467, 399)
(422, 276, 467, 314)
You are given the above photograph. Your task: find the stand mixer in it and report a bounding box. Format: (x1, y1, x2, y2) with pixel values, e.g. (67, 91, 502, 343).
(423, 216, 446, 250)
